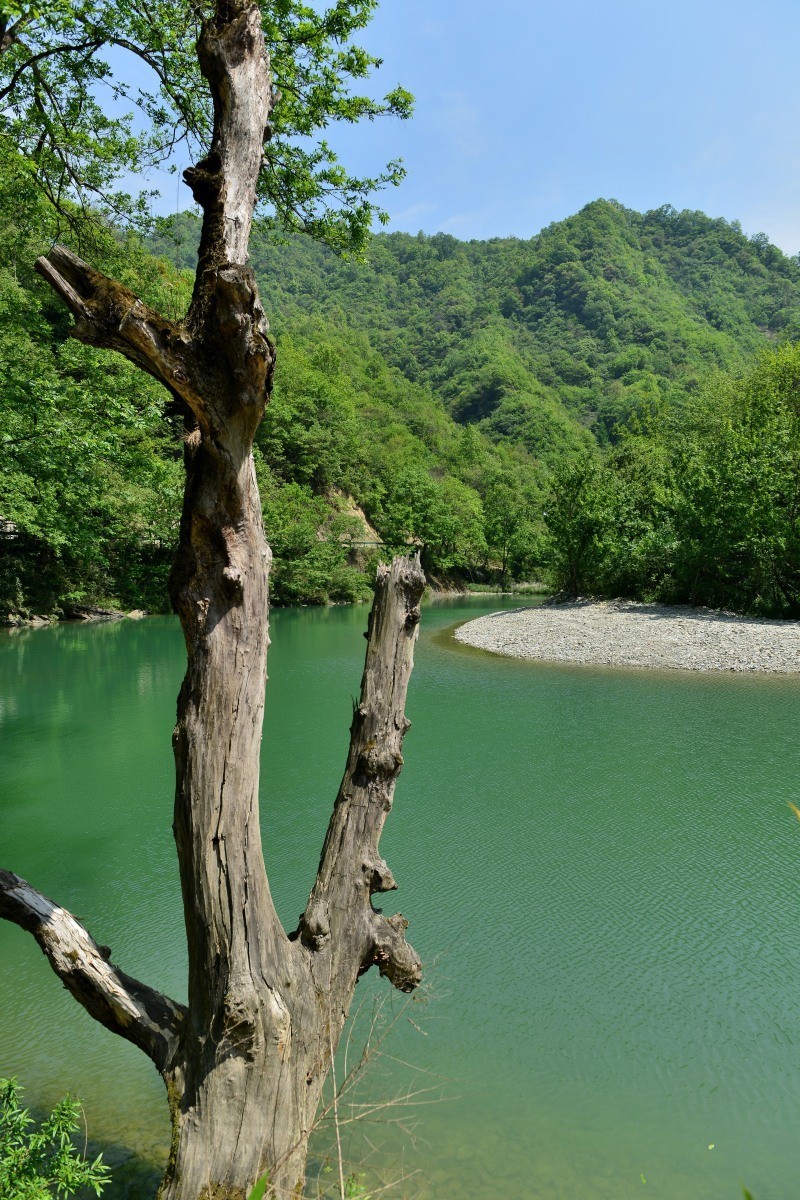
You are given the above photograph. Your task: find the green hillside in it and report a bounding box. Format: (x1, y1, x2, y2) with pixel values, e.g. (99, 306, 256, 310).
(156, 196, 800, 447)
(5, 161, 800, 617)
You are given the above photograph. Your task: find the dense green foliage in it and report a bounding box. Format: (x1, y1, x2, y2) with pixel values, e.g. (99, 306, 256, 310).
(0, 147, 185, 615)
(0, 148, 185, 614)
(546, 344, 800, 616)
(204, 196, 800, 447)
(0, 0, 411, 252)
(5, 5, 800, 618)
(0, 1078, 109, 1199)
(0, 145, 542, 613)
(4, 168, 800, 615)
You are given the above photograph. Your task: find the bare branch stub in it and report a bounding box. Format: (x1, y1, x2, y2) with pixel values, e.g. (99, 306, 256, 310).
(33, 245, 203, 421)
(0, 870, 185, 1071)
(300, 553, 426, 996)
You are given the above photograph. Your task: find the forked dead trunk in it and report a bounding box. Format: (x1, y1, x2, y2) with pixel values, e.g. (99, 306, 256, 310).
(162, 531, 424, 1200)
(1, 543, 424, 1199)
(0, 3, 426, 1199)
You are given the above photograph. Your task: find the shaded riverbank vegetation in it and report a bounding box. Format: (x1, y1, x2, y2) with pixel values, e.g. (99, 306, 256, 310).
(4, 154, 800, 616)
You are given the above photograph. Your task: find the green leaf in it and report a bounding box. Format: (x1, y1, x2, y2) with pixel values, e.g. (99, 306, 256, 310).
(247, 1175, 269, 1200)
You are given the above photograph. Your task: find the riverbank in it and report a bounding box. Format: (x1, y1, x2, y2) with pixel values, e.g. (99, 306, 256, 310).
(2, 606, 148, 629)
(454, 598, 800, 672)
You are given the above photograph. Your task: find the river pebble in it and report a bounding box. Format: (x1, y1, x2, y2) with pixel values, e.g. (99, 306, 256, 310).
(454, 599, 800, 673)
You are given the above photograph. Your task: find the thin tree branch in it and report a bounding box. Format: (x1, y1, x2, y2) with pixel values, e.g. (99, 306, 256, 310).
(0, 870, 185, 1070)
(107, 36, 206, 144)
(0, 38, 102, 103)
(0, 13, 31, 52)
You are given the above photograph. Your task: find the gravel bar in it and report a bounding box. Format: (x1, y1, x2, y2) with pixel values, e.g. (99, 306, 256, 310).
(454, 599, 800, 673)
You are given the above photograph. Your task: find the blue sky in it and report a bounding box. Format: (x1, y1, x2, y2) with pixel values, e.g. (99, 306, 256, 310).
(139, 0, 800, 252)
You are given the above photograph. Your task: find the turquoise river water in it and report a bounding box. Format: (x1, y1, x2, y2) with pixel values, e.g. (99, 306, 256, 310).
(2, 596, 800, 1199)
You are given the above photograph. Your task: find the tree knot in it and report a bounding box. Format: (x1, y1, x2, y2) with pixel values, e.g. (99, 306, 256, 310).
(357, 743, 404, 781)
(369, 913, 422, 993)
(404, 605, 421, 629)
(184, 153, 223, 206)
(298, 899, 330, 950)
(364, 858, 397, 894)
(222, 564, 244, 602)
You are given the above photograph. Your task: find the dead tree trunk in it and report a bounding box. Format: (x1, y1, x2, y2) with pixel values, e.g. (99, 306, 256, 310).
(0, 4, 424, 1199)
(0, 552, 422, 1197)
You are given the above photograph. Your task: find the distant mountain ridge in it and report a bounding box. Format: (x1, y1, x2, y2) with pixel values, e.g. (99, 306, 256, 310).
(153, 198, 800, 461)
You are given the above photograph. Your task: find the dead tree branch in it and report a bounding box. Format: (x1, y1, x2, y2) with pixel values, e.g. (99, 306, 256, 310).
(299, 553, 426, 995)
(34, 245, 203, 419)
(0, 870, 185, 1070)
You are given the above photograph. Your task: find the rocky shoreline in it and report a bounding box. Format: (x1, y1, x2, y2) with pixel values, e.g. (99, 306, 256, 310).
(454, 598, 800, 673)
(2, 606, 147, 629)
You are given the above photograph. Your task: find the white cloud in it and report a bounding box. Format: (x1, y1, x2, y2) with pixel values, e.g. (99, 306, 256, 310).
(389, 201, 438, 227)
(436, 90, 488, 159)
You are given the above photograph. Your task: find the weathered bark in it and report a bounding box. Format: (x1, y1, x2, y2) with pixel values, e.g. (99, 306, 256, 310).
(159, 554, 424, 1200)
(2, 4, 426, 1199)
(158, 8, 293, 1193)
(0, 871, 185, 1069)
(34, 245, 199, 408)
(299, 554, 425, 998)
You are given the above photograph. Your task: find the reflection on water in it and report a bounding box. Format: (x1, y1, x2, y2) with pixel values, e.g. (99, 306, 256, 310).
(2, 597, 800, 1199)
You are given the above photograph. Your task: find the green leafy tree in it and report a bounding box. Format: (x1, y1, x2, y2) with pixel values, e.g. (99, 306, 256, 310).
(669, 346, 800, 613)
(545, 345, 800, 615)
(0, 1078, 109, 1200)
(380, 463, 486, 576)
(0, 146, 187, 615)
(0, 0, 412, 250)
(482, 468, 542, 584)
(544, 453, 619, 594)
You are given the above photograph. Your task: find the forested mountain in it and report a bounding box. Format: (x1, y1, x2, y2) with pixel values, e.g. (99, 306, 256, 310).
(156, 197, 800, 448)
(5, 158, 800, 617)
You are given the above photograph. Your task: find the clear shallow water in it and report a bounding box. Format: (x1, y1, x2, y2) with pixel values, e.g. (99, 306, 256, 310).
(2, 598, 800, 1199)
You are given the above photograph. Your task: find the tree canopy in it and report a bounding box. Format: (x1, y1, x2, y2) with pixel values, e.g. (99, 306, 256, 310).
(546, 343, 800, 616)
(0, 0, 411, 250)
